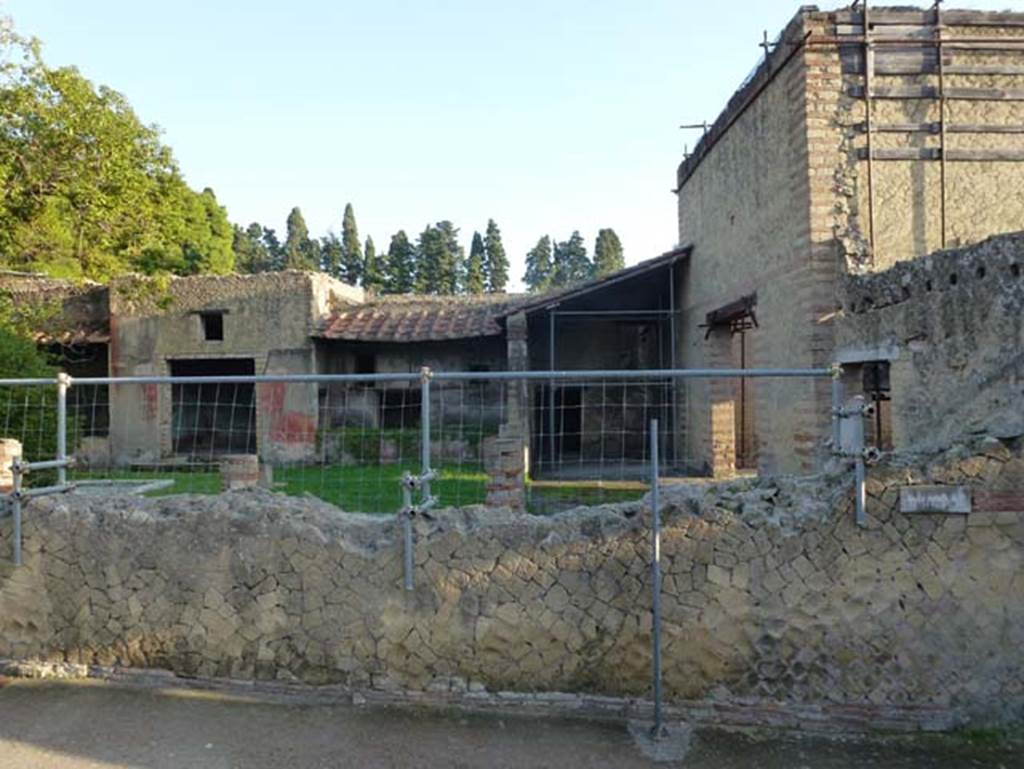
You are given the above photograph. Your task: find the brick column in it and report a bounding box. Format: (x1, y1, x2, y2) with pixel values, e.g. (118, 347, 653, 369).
(706, 328, 737, 478)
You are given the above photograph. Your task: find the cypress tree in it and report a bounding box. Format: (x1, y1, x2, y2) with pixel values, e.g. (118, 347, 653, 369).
(523, 235, 553, 292)
(552, 230, 592, 287)
(261, 227, 283, 271)
(415, 221, 461, 294)
(384, 230, 416, 294)
(593, 228, 624, 276)
(483, 218, 509, 293)
(464, 231, 486, 294)
(340, 203, 363, 285)
(320, 232, 343, 277)
(232, 222, 271, 273)
(362, 235, 383, 292)
(283, 206, 315, 270)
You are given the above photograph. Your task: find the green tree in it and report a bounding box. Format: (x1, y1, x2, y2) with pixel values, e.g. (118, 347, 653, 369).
(0, 295, 59, 461)
(523, 235, 553, 292)
(593, 228, 624, 276)
(340, 203, 362, 285)
(464, 231, 486, 294)
(483, 218, 509, 293)
(384, 230, 416, 294)
(320, 232, 343, 277)
(415, 221, 461, 294)
(362, 235, 384, 292)
(0, 23, 233, 280)
(233, 223, 271, 274)
(261, 227, 283, 270)
(283, 206, 317, 270)
(552, 231, 592, 287)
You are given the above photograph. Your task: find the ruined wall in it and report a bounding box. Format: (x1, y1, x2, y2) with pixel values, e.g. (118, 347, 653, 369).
(675, 12, 832, 476)
(838, 231, 1024, 452)
(822, 12, 1024, 270)
(1, 437, 1022, 728)
(106, 272, 361, 464)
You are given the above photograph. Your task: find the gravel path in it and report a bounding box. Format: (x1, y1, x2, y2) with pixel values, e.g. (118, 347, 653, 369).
(0, 680, 1017, 768)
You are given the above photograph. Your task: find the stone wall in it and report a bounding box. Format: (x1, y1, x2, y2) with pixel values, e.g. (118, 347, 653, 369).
(838, 231, 1024, 452)
(106, 271, 361, 464)
(1, 437, 1021, 729)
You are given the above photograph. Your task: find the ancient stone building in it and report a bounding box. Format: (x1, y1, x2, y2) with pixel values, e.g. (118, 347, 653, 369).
(673, 5, 1024, 477)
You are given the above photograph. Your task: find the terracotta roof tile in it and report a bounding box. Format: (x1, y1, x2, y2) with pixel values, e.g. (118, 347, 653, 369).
(317, 294, 528, 342)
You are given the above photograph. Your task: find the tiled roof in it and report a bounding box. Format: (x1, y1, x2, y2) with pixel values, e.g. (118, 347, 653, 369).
(316, 294, 528, 342)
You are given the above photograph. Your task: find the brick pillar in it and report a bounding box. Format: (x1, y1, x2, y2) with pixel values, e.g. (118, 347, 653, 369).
(707, 329, 737, 478)
(483, 429, 526, 511)
(0, 439, 22, 493)
(495, 312, 530, 502)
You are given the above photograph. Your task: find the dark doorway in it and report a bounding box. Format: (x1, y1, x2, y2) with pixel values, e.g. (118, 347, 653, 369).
(170, 358, 256, 456)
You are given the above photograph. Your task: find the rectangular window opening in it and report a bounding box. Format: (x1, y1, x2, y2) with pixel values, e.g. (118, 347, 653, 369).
(201, 312, 224, 341)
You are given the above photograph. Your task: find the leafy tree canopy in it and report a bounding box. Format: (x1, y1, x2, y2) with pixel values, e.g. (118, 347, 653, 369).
(0, 21, 233, 281)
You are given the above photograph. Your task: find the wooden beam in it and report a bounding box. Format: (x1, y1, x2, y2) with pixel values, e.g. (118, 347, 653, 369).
(848, 85, 1024, 101)
(856, 122, 1024, 135)
(834, 9, 1024, 27)
(856, 148, 1024, 161)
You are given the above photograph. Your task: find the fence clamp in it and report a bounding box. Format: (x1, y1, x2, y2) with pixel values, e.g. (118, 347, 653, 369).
(419, 366, 433, 383)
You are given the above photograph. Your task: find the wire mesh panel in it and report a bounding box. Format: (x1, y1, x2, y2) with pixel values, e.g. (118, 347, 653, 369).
(2, 368, 834, 515)
(0, 381, 60, 487)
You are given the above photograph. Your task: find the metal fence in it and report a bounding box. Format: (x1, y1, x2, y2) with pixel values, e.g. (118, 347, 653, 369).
(1, 366, 881, 564)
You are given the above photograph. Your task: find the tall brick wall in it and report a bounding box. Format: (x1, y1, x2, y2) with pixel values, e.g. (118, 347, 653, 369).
(675, 6, 1024, 477)
(675, 12, 827, 476)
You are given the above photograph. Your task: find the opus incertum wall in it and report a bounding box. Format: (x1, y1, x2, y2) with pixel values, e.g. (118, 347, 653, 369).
(1, 435, 1022, 731)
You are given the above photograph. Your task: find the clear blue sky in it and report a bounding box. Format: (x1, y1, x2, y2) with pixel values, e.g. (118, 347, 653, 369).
(3, 1, 1012, 288)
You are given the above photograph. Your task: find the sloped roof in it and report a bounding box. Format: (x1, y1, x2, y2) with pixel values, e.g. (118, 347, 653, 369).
(501, 246, 692, 317)
(316, 294, 529, 342)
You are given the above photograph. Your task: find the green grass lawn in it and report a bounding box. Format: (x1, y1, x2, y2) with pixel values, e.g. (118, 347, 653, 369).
(74, 463, 645, 515)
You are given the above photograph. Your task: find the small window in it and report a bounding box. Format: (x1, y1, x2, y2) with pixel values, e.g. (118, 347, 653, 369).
(201, 312, 224, 341)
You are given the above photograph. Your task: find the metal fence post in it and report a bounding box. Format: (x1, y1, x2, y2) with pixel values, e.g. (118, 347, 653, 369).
(11, 461, 22, 567)
(830, 363, 844, 454)
(420, 366, 432, 502)
(401, 475, 414, 591)
(56, 372, 70, 487)
(649, 418, 665, 739)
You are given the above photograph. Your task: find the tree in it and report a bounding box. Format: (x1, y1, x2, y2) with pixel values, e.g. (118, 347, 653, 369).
(464, 232, 486, 294)
(320, 232, 343, 277)
(483, 219, 509, 293)
(340, 203, 362, 285)
(283, 207, 317, 270)
(362, 235, 383, 293)
(0, 22, 234, 280)
(593, 228, 624, 276)
(233, 223, 272, 274)
(523, 236, 553, 292)
(552, 231, 592, 287)
(0, 295, 59, 461)
(261, 227, 283, 270)
(415, 221, 461, 294)
(384, 230, 416, 294)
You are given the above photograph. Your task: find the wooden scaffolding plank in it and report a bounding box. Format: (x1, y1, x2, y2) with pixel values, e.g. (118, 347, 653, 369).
(856, 147, 1024, 161)
(848, 85, 1024, 101)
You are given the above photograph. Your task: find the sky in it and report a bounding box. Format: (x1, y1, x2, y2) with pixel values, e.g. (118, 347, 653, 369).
(2, 0, 1015, 288)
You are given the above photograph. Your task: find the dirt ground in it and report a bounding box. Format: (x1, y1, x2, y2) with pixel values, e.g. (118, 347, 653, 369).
(0, 679, 1019, 769)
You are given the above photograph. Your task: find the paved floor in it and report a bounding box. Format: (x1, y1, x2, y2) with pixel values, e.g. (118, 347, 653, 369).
(0, 680, 1018, 768)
